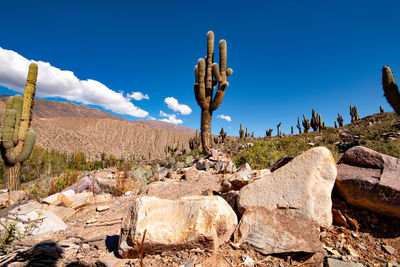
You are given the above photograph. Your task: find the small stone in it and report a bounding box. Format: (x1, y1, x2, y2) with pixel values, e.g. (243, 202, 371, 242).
(351, 232, 358, 238)
(86, 218, 98, 224)
(326, 258, 364, 267)
(345, 245, 359, 257)
(382, 244, 396, 255)
(320, 231, 327, 238)
(357, 244, 367, 251)
(96, 205, 110, 212)
(242, 256, 254, 267)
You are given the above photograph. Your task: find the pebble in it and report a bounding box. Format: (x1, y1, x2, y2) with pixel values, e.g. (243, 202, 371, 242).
(382, 244, 396, 255)
(357, 244, 367, 251)
(96, 205, 110, 212)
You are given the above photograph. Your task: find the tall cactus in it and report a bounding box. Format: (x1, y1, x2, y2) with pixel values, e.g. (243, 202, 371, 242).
(382, 66, 400, 114)
(1, 63, 37, 190)
(350, 106, 360, 122)
(194, 31, 233, 154)
(310, 109, 319, 132)
(277, 122, 281, 137)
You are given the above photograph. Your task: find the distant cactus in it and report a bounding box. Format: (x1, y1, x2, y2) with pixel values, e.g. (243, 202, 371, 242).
(382, 66, 400, 114)
(310, 109, 319, 131)
(337, 113, 344, 127)
(296, 117, 302, 134)
(245, 127, 249, 138)
(251, 132, 254, 138)
(219, 127, 227, 143)
(1, 63, 37, 190)
(277, 122, 281, 137)
(291, 126, 293, 135)
(266, 129, 273, 137)
(380, 106, 384, 113)
(350, 106, 360, 122)
(189, 130, 201, 150)
(239, 124, 244, 139)
(194, 31, 233, 154)
(302, 115, 310, 133)
(317, 114, 322, 131)
(334, 121, 338, 128)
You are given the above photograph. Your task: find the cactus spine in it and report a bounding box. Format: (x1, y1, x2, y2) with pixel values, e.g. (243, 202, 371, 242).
(194, 31, 233, 154)
(1, 63, 37, 190)
(302, 115, 310, 133)
(382, 66, 400, 114)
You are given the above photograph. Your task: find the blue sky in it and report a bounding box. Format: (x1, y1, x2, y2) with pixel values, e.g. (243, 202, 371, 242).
(1, 1, 400, 136)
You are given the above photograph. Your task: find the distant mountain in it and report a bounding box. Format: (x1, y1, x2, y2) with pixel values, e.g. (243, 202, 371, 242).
(0, 95, 195, 158)
(132, 120, 196, 133)
(0, 96, 196, 133)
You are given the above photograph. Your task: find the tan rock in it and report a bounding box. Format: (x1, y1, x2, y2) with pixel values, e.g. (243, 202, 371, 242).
(118, 195, 237, 258)
(234, 207, 321, 255)
(237, 147, 337, 228)
(183, 167, 199, 180)
(0, 190, 26, 208)
(97, 205, 110, 212)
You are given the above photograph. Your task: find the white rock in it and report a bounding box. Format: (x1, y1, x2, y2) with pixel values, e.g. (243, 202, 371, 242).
(118, 195, 237, 258)
(237, 147, 337, 228)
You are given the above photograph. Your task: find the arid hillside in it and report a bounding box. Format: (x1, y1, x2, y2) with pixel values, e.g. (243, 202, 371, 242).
(0, 96, 195, 159)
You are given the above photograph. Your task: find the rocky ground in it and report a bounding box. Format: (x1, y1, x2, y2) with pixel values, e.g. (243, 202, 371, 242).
(0, 147, 399, 267)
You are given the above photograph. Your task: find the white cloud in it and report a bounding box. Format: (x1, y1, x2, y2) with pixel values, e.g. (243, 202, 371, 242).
(217, 115, 232, 122)
(164, 97, 192, 115)
(127, 91, 149, 100)
(0, 47, 148, 118)
(159, 111, 183, 124)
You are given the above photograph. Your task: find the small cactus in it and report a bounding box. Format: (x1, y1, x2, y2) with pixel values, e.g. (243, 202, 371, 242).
(239, 124, 244, 139)
(380, 106, 384, 113)
(302, 115, 310, 133)
(296, 117, 302, 134)
(337, 113, 344, 127)
(291, 126, 293, 135)
(350, 106, 360, 122)
(334, 121, 338, 128)
(277, 122, 281, 137)
(266, 129, 273, 137)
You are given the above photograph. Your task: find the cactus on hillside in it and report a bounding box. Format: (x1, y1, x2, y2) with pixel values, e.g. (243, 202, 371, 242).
(239, 124, 244, 139)
(380, 106, 384, 113)
(317, 114, 322, 131)
(194, 31, 233, 154)
(0, 63, 37, 190)
(382, 66, 400, 114)
(302, 115, 310, 133)
(245, 127, 249, 138)
(337, 113, 344, 127)
(334, 121, 338, 128)
(277, 122, 281, 137)
(219, 127, 227, 143)
(291, 126, 293, 135)
(350, 106, 360, 122)
(251, 132, 254, 138)
(296, 117, 302, 134)
(266, 129, 273, 137)
(189, 130, 201, 150)
(310, 109, 319, 131)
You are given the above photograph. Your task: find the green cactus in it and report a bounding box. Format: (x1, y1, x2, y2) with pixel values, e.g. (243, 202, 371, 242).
(1, 63, 37, 190)
(350, 106, 360, 122)
(189, 130, 201, 150)
(239, 124, 244, 139)
(291, 126, 293, 135)
(380, 106, 384, 113)
(296, 117, 302, 134)
(334, 121, 338, 128)
(245, 127, 249, 138)
(317, 114, 322, 131)
(266, 129, 273, 137)
(302, 115, 310, 133)
(382, 66, 400, 114)
(194, 31, 233, 154)
(251, 132, 254, 138)
(219, 127, 227, 143)
(277, 122, 281, 137)
(310, 109, 318, 131)
(337, 113, 344, 127)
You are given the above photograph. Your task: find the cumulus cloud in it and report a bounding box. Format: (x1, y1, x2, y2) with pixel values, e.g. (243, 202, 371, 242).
(127, 91, 149, 101)
(217, 115, 232, 122)
(164, 97, 192, 115)
(0, 47, 148, 118)
(159, 111, 183, 124)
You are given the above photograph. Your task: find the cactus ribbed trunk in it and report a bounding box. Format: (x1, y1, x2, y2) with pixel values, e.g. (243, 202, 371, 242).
(4, 163, 21, 191)
(200, 109, 212, 154)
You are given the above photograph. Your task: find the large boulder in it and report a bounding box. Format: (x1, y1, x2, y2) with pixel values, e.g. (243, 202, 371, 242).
(118, 195, 237, 258)
(335, 146, 400, 218)
(234, 207, 321, 255)
(237, 147, 337, 228)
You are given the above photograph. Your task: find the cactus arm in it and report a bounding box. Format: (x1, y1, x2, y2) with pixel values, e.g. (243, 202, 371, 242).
(12, 95, 23, 145)
(382, 66, 400, 114)
(20, 130, 35, 162)
(2, 110, 16, 150)
(210, 81, 229, 111)
(195, 58, 208, 109)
